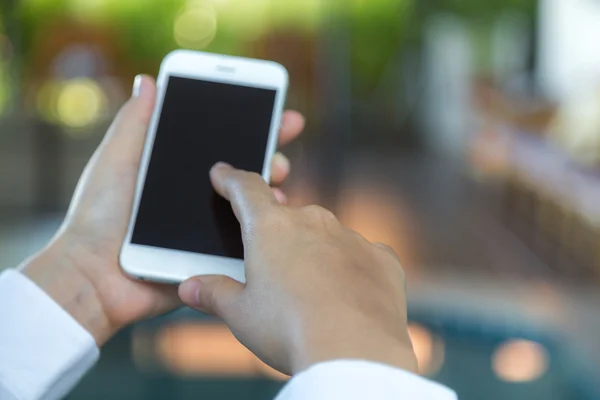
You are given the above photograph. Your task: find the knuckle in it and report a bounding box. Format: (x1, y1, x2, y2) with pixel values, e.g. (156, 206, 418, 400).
(377, 243, 395, 255)
(349, 229, 369, 243)
(303, 205, 337, 224)
(373, 243, 405, 280)
(374, 242, 399, 259)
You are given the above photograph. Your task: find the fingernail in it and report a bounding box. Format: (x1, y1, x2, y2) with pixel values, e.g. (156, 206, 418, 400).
(273, 189, 288, 205)
(213, 162, 232, 171)
(273, 153, 290, 174)
(179, 279, 202, 306)
(132, 75, 143, 98)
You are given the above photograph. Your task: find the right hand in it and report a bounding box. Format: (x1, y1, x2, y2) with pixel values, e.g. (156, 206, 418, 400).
(179, 163, 417, 376)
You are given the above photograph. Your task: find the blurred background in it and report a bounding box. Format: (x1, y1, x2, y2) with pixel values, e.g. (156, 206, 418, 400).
(1, 0, 600, 399)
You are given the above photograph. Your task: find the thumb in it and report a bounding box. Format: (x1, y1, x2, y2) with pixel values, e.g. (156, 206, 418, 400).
(179, 276, 245, 319)
(99, 75, 156, 165)
(66, 75, 156, 210)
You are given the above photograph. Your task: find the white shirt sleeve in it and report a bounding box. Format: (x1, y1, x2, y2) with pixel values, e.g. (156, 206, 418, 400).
(0, 269, 99, 400)
(276, 360, 457, 400)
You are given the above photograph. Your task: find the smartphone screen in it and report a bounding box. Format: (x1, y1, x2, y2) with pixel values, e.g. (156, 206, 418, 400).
(131, 76, 277, 259)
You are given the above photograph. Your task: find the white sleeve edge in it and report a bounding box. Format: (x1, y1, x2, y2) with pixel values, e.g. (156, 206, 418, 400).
(277, 360, 457, 400)
(0, 269, 100, 400)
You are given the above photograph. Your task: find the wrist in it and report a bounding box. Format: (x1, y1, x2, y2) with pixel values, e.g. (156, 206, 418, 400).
(296, 342, 418, 376)
(292, 318, 418, 375)
(20, 234, 114, 346)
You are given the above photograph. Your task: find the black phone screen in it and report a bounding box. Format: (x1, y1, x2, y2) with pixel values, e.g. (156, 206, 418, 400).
(131, 76, 277, 259)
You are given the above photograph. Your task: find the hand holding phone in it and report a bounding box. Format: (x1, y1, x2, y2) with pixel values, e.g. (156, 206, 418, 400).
(121, 50, 289, 284)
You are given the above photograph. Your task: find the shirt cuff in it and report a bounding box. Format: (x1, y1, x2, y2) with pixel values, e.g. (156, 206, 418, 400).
(0, 269, 99, 400)
(276, 360, 457, 400)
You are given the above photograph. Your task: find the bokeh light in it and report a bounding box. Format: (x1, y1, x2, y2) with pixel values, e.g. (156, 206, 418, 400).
(174, 3, 218, 49)
(155, 323, 286, 379)
(56, 78, 106, 130)
(157, 323, 255, 376)
(67, 0, 106, 21)
(407, 323, 446, 376)
(492, 339, 550, 383)
(208, 0, 270, 39)
(36, 78, 107, 131)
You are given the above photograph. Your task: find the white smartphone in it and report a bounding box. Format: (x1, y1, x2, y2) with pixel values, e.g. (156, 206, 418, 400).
(120, 50, 288, 284)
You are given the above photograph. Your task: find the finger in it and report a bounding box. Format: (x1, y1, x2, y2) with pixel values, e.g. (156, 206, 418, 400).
(99, 75, 156, 166)
(373, 242, 401, 262)
(145, 283, 185, 317)
(278, 111, 305, 147)
(210, 163, 280, 226)
(179, 276, 244, 320)
(272, 188, 288, 205)
(270, 152, 291, 186)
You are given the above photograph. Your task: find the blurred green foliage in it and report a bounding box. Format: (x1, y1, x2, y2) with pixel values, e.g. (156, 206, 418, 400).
(0, 15, 9, 116)
(17, 0, 180, 65)
(10, 0, 537, 91)
(349, 0, 413, 94)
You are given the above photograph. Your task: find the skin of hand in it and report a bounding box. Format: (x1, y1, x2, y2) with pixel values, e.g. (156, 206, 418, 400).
(178, 164, 418, 376)
(19, 75, 305, 346)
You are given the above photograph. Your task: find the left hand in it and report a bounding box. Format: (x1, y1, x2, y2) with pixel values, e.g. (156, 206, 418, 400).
(20, 75, 305, 346)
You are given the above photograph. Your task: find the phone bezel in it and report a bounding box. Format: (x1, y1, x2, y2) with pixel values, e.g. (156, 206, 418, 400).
(120, 50, 288, 284)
